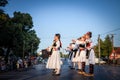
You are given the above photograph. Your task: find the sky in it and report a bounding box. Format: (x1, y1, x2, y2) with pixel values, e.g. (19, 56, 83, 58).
(4, 0, 120, 52)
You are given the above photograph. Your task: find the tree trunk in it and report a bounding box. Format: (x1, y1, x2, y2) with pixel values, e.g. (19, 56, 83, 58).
(5, 47, 10, 64)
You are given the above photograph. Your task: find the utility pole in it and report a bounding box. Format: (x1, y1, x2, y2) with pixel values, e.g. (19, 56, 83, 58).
(111, 34, 115, 64)
(111, 34, 114, 51)
(98, 34, 101, 65)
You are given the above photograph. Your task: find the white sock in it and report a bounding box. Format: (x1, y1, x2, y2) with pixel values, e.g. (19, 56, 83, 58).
(56, 69, 60, 74)
(78, 63, 82, 69)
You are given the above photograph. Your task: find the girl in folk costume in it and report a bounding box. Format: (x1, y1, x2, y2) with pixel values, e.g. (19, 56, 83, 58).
(46, 33, 62, 76)
(77, 36, 86, 74)
(67, 43, 75, 68)
(71, 38, 81, 69)
(84, 32, 95, 76)
(68, 42, 76, 69)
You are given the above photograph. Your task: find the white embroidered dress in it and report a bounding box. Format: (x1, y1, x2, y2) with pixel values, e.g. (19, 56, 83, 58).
(86, 39, 95, 65)
(71, 40, 80, 62)
(76, 41, 86, 62)
(46, 41, 61, 69)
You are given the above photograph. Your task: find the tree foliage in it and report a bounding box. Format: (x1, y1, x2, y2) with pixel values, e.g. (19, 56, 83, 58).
(0, 0, 40, 61)
(0, 0, 8, 7)
(94, 35, 112, 57)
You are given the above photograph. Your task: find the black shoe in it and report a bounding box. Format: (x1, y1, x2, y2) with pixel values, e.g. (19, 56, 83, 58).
(52, 74, 60, 76)
(52, 72, 57, 75)
(52, 69, 56, 73)
(70, 67, 75, 70)
(69, 66, 72, 67)
(52, 71, 56, 73)
(77, 69, 82, 71)
(76, 69, 80, 70)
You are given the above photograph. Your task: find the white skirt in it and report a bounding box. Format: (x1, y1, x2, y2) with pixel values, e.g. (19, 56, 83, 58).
(72, 51, 79, 62)
(76, 50, 86, 62)
(88, 49, 95, 64)
(46, 51, 61, 69)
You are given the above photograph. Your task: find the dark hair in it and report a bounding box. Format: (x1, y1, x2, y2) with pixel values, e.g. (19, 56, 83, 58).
(77, 37, 81, 40)
(86, 32, 92, 38)
(55, 33, 62, 47)
(55, 33, 61, 40)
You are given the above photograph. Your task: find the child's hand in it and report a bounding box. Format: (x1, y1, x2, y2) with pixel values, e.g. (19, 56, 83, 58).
(72, 39, 76, 43)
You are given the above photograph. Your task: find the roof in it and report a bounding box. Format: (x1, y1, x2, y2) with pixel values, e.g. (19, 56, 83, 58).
(114, 47, 120, 54)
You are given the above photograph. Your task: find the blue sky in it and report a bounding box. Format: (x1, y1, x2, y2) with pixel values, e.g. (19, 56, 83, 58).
(4, 0, 120, 51)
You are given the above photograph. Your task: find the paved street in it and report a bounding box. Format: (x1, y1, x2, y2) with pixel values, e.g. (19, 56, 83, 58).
(0, 60, 120, 80)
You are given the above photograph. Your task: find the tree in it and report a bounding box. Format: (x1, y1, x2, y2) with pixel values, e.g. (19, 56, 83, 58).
(0, 0, 8, 25)
(11, 11, 40, 57)
(12, 11, 33, 31)
(0, 0, 40, 63)
(103, 35, 112, 57)
(94, 35, 112, 58)
(0, 0, 8, 7)
(0, 11, 40, 63)
(0, 0, 8, 21)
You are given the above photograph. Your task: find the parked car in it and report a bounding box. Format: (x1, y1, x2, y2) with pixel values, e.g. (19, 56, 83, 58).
(95, 58, 106, 64)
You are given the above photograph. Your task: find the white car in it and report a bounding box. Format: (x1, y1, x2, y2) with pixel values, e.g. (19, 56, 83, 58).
(95, 58, 106, 64)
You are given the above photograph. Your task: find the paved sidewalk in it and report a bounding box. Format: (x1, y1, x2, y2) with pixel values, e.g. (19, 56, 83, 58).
(0, 60, 120, 80)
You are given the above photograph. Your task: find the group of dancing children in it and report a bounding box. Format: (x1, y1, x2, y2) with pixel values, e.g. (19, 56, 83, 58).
(67, 32, 95, 76)
(45, 32, 95, 76)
